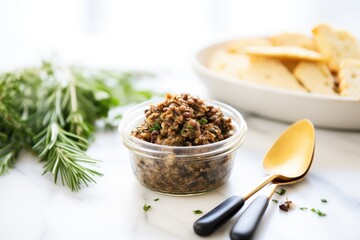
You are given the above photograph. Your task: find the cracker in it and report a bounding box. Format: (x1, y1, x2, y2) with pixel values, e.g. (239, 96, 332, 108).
(269, 33, 317, 51)
(312, 24, 360, 72)
(245, 46, 324, 61)
(240, 57, 307, 92)
(293, 62, 337, 95)
(227, 38, 271, 54)
(208, 49, 250, 78)
(337, 59, 360, 98)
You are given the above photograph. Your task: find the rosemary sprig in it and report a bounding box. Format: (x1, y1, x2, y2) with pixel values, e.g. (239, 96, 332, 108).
(0, 61, 155, 191)
(33, 123, 102, 191)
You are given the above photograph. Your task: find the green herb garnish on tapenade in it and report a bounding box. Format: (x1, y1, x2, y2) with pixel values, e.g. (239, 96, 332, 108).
(149, 122, 161, 132)
(197, 118, 208, 124)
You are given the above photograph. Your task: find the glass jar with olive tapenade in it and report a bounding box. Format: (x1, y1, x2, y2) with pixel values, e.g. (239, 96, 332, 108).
(119, 94, 247, 195)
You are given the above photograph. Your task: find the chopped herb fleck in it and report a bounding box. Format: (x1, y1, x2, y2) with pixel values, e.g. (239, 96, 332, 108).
(193, 210, 203, 214)
(275, 188, 286, 195)
(181, 125, 194, 134)
(149, 122, 161, 132)
(143, 203, 151, 212)
(272, 199, 278, 203)
(311, 208, 326, 217)
(321, 198, 328, 203)
(154, 198, 159, 201)
(299, 207, 308, 211)
(197, 118, 208, 124)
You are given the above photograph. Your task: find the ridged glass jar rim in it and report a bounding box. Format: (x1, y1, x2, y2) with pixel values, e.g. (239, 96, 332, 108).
(119, 98, 247, 160)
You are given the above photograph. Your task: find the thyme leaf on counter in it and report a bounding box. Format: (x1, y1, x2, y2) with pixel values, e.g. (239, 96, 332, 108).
(143, 204, 151, 212)
(321, 198, 328, 203)
(154, 198, 159, 201)
(311, 208, 327, 217)
(193, 210, 203, 214)
(0, 61, 155, 191)
(299, 207, 308, 211)
(275, 188, 286, 195)
(272, 199, 278, 203)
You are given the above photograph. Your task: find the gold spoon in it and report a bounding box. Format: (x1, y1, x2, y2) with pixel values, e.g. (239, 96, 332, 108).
(193, 119, 315, 237)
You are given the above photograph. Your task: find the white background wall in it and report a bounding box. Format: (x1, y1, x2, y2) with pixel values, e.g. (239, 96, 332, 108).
(0, 0, 359, 70)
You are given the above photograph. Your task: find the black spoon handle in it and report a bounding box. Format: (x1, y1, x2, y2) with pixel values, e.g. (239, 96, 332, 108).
(230, 195, 269, 240)
(193, 196, 245, 236)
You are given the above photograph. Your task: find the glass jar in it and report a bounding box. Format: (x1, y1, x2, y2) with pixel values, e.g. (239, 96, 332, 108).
(119, 98, 247, 195)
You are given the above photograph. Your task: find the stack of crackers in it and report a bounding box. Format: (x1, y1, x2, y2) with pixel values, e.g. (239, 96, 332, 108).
(209, 24, 360, 98)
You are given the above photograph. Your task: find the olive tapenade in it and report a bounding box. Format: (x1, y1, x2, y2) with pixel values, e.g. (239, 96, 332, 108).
(125, 93, 242, 194)
(132, 93, 234, 146)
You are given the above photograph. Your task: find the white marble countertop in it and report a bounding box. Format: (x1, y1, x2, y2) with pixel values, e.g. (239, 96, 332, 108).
(1, 71, 360, 240)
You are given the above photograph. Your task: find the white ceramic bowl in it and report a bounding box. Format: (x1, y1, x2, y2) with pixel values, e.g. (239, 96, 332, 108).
(193, 40, 360, 130)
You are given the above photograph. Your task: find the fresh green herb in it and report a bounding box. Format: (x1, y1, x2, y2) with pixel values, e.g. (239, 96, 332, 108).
(299, 207, 308, 211)
(154, 198, 159, 201)
(193, 210, 203, 214)
(143, 203, 151, 212)
(197, 118, 208, 124)
(275, 188, 286, 195)
(321, 198, 328, 203)
(149, 122, 161, 132)
(272, 199, 278, 203)
(180, 125, 194, 134)
(0, 61, 155, 191)
(311, 208, 326, 217)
